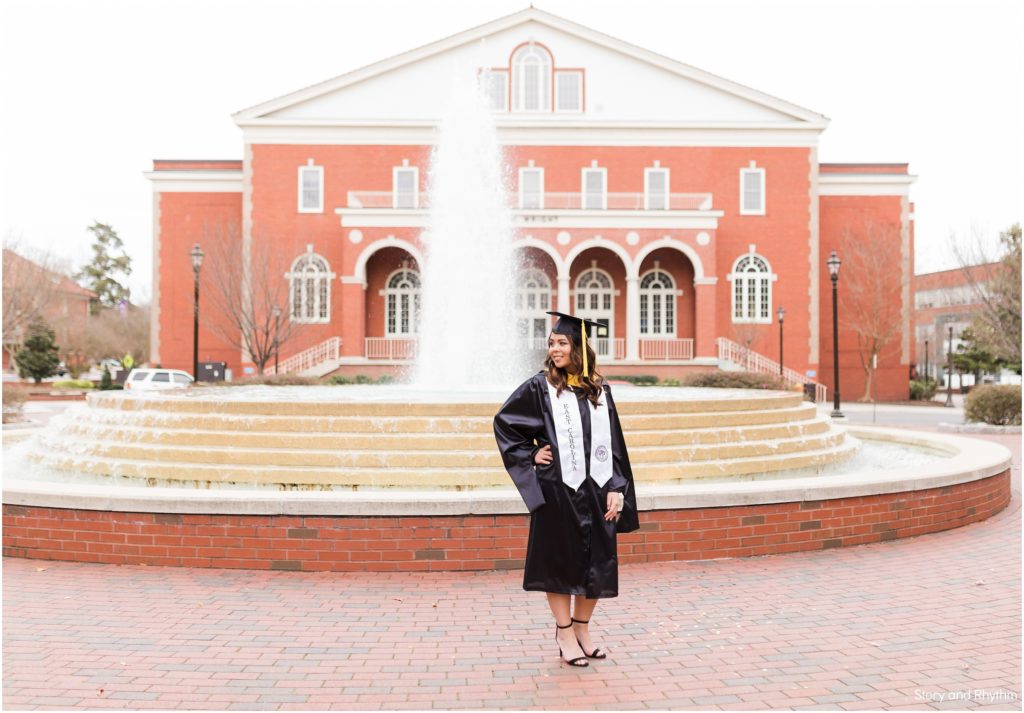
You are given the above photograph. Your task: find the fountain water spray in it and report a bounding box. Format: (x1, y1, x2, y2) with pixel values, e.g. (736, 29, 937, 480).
(412, 61, 527, 390)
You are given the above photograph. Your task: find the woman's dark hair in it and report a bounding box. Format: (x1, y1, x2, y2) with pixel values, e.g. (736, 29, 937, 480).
(544, 332, 603, 407)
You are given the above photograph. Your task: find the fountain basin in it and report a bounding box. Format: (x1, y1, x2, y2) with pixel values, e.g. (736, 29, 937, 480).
(2, 386, 1012, 571)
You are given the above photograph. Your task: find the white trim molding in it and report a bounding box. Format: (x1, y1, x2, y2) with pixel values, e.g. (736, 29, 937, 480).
(818, 173, 917, 196)
(143, 170, 243, 193)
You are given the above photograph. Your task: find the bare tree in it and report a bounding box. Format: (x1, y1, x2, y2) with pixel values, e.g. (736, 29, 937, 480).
(838, 219, 908, 401)
(58, 302, 151, 376)
(199, 222, 303, 375)
(949, 223, 1021, 365)
(729, 320, 765, 370)
(3, 241, 61, 361)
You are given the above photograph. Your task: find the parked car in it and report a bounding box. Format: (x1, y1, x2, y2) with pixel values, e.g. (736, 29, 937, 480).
(124, 368, 194, 392)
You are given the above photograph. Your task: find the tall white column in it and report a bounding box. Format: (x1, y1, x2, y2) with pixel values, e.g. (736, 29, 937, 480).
(557, 275, 570, 314)
(626, 276, 640, 361)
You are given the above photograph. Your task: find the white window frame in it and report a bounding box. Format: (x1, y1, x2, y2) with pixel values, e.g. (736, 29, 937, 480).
(393, 166, 419, 209)
(574, 266, 615, 353)
(512, 44, 552, 113)
(581, 167, 607, 210)
(383, 267, 421, 337)
(644, 167, 670, 210)
(639, 268, 677, 336)
(727, 251, 775, 324)
(554, 70, 583, 113)
(514, 268, 552, 346)
(740, 166, 766, 216)
(297, 165, 324, 213)
(286, 247, 335, 324)
(518, 167, 545, 209)
(483, 69, 509, 111)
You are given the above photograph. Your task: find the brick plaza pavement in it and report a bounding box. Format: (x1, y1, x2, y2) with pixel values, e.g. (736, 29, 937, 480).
(3, 433, 1020, 711)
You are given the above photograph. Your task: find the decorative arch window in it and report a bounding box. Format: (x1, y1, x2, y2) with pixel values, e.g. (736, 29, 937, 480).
(287, 247, 333, 323)
(512, 44, 552, 112)
(729, 251, 775, 323)
(639, 268, 676, 336)
(514, 268, 552, 343)
(575, 265, 614, 355)
(384, 266, 421, 337)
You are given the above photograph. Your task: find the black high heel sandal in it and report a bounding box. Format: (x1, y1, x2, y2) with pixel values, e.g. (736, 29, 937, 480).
(571, 617, 607, 659)
(556, 622, 589, 667)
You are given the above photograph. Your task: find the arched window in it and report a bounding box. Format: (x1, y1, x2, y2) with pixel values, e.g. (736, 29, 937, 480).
(287, 247, 333, 323)
(729, 252, 774, 323)
(384, 267, 421, 337)
(512, 44, 552, 112)
(514, 268, 551, 345)
(639, 268, 676, 336)
(575, 266, 614, 356)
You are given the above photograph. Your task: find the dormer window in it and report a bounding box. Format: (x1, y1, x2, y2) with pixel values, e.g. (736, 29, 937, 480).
(512, 44, 552, 112)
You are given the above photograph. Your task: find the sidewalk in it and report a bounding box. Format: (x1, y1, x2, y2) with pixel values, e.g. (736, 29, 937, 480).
(3, 433, 1020, 711)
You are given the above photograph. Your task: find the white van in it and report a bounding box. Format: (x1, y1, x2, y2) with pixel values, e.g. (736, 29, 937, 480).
(125, 368, 194, 392)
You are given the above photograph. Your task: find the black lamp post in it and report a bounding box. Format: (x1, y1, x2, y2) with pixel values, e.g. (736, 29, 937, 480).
(272, 305, 282, 374)
(827, 250, 843, 418)
(776, 306, 785, 375)
(190, 243, 204, 380)
(945, 324, 955, 408)
(924, 338, 930, 383)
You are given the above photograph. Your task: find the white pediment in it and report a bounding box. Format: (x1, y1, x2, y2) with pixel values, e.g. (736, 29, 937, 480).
(234, 8, 827, 129)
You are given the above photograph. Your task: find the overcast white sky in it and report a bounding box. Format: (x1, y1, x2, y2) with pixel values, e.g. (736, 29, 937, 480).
(1, 0, 1021, 302)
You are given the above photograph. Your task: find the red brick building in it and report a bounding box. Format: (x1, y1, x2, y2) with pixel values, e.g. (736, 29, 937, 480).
(2, 248, 95, 372)
(913, 263, 1000, 385)
(146, 8, 915, 399)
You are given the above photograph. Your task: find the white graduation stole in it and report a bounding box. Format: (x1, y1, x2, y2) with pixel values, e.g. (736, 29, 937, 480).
(546, 383, 614, 490)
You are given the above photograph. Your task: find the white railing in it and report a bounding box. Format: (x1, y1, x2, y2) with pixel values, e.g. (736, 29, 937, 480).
(365, 337, 419, 360)
(716, 337, 828, 403)
(273, 336, 341, 374)
(518, 337, 624, 361)
(640, 338, 694, 360)
(347, 190, 713, 212)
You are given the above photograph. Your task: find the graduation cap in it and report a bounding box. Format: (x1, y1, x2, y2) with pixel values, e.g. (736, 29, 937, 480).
(546, 311, 608, 377)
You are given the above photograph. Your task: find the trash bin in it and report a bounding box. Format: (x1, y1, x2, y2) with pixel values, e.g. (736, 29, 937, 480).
(802, 383, 816, 402)
(198, 361, 227, 382)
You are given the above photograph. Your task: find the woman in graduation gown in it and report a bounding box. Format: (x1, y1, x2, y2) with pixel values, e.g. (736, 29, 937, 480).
(493, 311, 639, 667)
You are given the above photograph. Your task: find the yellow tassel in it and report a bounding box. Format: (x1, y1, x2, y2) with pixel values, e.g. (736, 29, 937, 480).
(567, 373, 581, 387)
(582, 323, 588, 377)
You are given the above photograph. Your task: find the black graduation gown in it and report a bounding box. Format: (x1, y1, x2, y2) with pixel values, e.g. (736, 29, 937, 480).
(493, 372, 639, 598)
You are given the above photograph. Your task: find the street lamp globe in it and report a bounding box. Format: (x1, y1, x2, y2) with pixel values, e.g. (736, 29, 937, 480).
(827, 250, 841, 281)
(190, 243, 204, 272)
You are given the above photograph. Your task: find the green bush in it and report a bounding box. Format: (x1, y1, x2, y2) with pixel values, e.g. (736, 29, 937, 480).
(207, 373, 320, 387)
(376, 374, 396, 384)
(909, 379, 938, 401)
(615, 375, 658, 386)
(98, 366, 116, 390)
(681, 371, 787, 390)
(964, 385, 1022, 426)
(53, 379, 94, 390)
(660, 377, 682, 387)
(353, 374, 373, 384)
(2, 387, 26, 423)
(327, 375, 352, 385)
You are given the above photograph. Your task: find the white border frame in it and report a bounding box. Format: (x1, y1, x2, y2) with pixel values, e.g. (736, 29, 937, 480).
(518, 167, 545, 209)
(392, 166, 419, 209)
(644, 167, 670, 210)
(739, 167, 766, 215)
(726, 251, 775, 324)
(554, 70, 583, 113)
(297, 165, 324, 213)
(638, 267, 677, 337)
(581, 167, 607, 210)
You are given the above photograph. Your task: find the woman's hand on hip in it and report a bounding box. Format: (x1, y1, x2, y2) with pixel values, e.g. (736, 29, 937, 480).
(533, 445, 553, 465)
(605, 491, 625, 521)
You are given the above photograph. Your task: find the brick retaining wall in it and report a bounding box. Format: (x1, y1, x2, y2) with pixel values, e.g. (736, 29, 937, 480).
(3, 470, 1010, 571)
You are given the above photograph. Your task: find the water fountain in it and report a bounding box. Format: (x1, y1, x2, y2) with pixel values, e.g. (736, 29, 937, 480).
(1, 63, 1012, 571)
